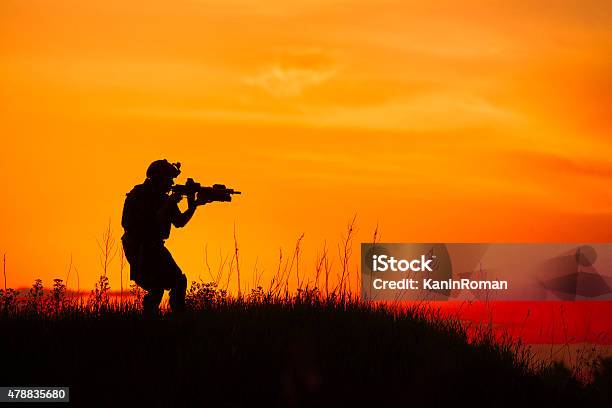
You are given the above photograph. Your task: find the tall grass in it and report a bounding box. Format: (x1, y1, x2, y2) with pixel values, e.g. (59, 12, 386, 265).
(0, 220, 610, 406)
(1, 277, 611, 407)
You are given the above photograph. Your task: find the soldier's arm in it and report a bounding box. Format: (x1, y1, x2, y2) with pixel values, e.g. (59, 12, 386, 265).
(171, 193, 198, 228)
(172, 206, 196, 228)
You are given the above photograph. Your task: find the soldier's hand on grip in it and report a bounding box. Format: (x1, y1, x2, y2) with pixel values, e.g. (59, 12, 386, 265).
(169, 191, 183, 203)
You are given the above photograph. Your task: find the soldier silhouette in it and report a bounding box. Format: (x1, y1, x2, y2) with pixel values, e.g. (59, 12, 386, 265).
(121, 159, 198, 315)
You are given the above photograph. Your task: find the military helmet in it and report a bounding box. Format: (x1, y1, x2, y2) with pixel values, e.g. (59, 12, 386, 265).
(146, 159, 181, 180)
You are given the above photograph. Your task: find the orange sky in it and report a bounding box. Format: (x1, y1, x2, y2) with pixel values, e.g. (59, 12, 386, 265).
(1, 0, 611, 293)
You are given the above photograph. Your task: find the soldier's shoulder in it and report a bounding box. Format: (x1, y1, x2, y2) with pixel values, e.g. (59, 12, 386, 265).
(126, 183, 150, 198)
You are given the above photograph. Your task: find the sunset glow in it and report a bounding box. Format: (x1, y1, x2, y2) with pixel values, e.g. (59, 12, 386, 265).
(1, 0, 611, 293)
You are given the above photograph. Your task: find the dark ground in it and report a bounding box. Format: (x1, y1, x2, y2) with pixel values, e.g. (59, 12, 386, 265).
(1, 299, 610, 408)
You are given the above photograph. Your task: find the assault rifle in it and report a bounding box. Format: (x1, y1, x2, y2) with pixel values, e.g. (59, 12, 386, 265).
(172, 178, 241, 204)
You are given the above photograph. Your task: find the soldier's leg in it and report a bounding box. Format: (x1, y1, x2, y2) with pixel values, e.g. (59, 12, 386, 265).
(157, 245, 187, 312)
(143, 288, 164, 315)
(121, 236, 144, 283)
(138, 241, 165, 315)
(169, 274, 187, 312)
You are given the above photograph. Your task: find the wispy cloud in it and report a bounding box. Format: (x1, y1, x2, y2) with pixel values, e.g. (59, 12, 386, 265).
(243, 48, 339, 97)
